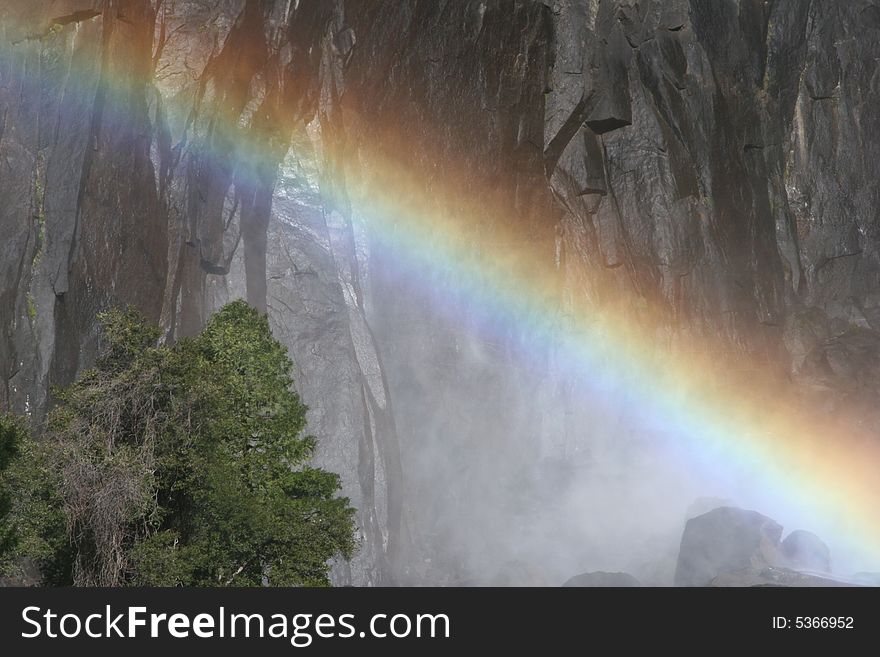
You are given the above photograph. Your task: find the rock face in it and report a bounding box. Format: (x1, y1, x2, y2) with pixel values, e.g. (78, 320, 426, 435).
(0, 0, 400, 586)
(562, 571, 641, 587)
(1, 1, 879, 585)
(0, 0, 166, 417)
(674, 507, 783, 587)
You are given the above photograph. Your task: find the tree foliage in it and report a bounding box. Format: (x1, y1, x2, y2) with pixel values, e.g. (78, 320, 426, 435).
(0, 414, 22, 558)
(3, 300, 355, 586)
(0, 414, 68, 584)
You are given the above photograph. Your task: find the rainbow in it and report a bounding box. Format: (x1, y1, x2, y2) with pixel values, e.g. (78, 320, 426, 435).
(331, 143, 880, 573)
(3, 13, 879, 575)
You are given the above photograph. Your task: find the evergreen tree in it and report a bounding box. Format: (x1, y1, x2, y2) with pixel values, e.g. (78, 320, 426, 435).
(5, 300, 355, 586)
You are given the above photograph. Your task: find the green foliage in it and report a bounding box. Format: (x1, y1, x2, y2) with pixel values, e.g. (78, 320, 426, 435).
(0, 415, 68, 582)
(7, 300, 355, 586)
(33, 162, 45, 268)
(95, 305, 162, 370)
(0, 414, 20, 558)
(26, 294, 37, 321)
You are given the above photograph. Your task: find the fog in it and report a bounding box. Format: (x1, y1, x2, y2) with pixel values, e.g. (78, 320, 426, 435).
(369, 282, 871, 584)
(253, 132, 871, 588)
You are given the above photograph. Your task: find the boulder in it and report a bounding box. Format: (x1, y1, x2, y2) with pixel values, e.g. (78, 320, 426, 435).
(674, 507, 782, 587)
(780, 530, 831, 573)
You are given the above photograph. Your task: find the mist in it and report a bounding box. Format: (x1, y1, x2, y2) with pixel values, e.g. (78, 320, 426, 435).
(202, 115, 876, 587)
(360, 240, 867, 585)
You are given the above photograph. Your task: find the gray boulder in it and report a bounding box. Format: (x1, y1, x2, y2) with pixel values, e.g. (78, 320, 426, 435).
(674, 507, 783, 587)
(780, 530, 832, 573)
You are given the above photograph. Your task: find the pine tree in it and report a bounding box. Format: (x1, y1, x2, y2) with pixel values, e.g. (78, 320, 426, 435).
(7, 300, 355, 586)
